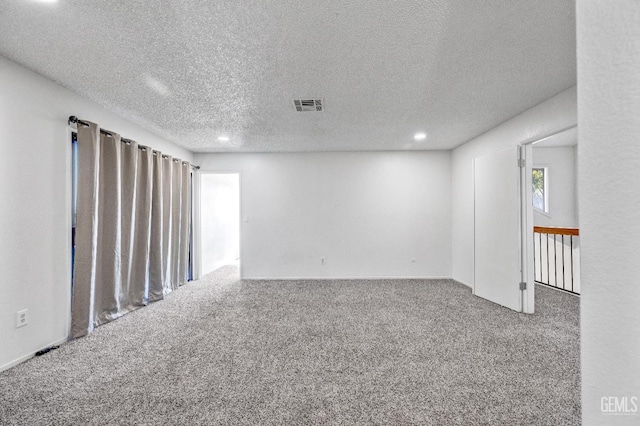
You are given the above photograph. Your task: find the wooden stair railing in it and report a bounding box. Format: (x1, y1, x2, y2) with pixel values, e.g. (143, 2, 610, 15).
(533, 226, 580, 295)
(533, 226, 579, 236)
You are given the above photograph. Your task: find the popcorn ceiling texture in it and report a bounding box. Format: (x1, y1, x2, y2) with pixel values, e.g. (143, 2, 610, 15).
(0, 1, 575, 152)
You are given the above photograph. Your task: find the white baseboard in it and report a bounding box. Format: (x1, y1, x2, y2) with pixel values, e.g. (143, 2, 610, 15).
(241, 276, 454, 281)
(452, 278, 473, 288)
(0, 335, 68, 373)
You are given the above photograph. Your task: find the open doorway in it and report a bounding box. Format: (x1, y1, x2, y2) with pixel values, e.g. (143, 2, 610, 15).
(200, 173, 241, 277)
(472, 127, 580, 315)
(531, 127, 580, 296)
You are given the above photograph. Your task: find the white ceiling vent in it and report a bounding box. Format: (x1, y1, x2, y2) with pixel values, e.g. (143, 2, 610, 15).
(293, 99, 323, 112)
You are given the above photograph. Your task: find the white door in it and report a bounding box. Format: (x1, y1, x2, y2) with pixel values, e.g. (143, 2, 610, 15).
(474, 146, 533, 313)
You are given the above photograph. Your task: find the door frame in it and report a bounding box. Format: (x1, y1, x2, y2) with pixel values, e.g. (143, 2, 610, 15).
(471, 125, 576, 314)
(518, 124, 577, 313)
(519, 144, 535, 313)
(195, 170, 243, 279)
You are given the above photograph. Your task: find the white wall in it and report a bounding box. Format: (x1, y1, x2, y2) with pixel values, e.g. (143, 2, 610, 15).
(578, 1, 640, 424)
(532, 146, 578, 227)
(200, 173, 240, 275)
(0, 56, 193, 371)
(195, 151, 452, 279)
(451, 86, 577, 286)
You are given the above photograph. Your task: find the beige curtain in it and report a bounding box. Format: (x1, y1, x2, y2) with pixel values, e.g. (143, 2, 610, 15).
(161, 155, 173, 294)
(71, 121, 191, 338)
(129, 146, 153, 307)
(179, 162, 191, 286)
(148, 151, 164, 302)
(170, 159, 182, 291)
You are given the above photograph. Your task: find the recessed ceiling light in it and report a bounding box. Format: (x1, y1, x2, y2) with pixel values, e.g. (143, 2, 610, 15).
(32, 0, 58, 3)
(414, 132, 427, 141)
(217, 136, 230, 142)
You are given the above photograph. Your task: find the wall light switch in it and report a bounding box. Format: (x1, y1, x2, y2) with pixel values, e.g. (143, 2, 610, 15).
(243, 215, 249, 223)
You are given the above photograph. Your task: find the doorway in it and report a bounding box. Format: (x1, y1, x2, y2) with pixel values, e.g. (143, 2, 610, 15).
(531, 127, 580, 295)
(199, 173, 241, 276)
(472, 127, 579, 313)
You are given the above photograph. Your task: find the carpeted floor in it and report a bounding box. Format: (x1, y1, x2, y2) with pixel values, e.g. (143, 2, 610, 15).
(0, 266, 580, 425)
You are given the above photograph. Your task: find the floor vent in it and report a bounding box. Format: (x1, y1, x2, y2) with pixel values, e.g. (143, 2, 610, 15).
(293, 99, 323, 112)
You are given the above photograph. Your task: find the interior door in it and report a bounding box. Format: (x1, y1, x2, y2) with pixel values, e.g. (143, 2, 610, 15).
(474, 146, 530, 312)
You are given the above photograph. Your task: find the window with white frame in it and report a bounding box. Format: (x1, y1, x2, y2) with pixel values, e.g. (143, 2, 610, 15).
(532, 167, 548, 213)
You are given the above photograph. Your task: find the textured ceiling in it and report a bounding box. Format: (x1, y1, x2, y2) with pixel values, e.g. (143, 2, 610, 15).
(0, 0, 576, 153)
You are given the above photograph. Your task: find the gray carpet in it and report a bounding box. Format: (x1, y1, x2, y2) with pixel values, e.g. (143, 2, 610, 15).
(0, 267, 580, 425)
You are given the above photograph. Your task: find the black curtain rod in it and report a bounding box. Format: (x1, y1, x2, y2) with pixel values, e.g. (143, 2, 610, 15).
(69, 116, 134, 142)
(69, 116, 200, 169)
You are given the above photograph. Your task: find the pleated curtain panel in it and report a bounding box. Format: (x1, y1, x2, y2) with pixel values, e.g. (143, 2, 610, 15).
(71, 120, 191, 338)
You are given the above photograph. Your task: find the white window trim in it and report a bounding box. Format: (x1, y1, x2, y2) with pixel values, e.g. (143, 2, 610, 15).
(532, 165, 549, 215)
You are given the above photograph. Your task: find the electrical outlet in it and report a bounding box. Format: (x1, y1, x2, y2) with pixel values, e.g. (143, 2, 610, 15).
(321, 257, 326, 265)
(16, 309, 28, 328)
